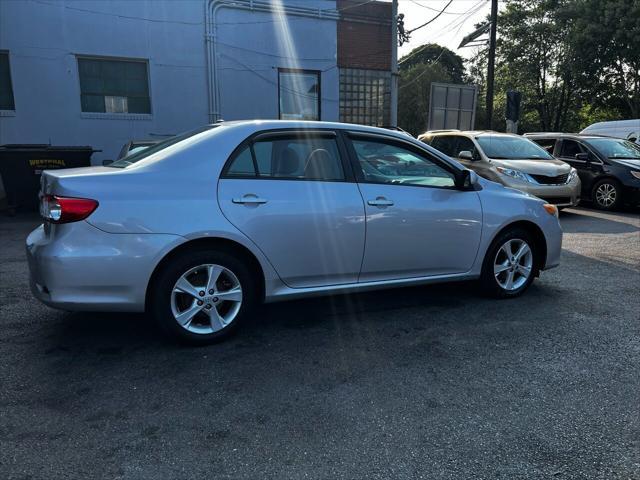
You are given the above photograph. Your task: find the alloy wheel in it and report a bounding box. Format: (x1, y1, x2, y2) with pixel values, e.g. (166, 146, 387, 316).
(595, 183, 617, 208)
(170, 264, 243, 334)
(493, 239, 533, 291)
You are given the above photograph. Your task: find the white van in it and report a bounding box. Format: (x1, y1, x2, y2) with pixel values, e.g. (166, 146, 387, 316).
(580, 119, 640, 144)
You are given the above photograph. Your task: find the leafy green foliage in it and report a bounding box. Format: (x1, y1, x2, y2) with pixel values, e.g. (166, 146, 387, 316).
(465, 0, 639, 132)
(569, 0, 640, 118)
(397, 62, 454, 136)
(399, 44, 466, 83)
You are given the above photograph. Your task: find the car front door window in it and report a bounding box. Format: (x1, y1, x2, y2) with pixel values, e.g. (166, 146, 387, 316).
(351, 139, 456, 188)
(559, 140, 584, 159)
(456, 137, 478, 160)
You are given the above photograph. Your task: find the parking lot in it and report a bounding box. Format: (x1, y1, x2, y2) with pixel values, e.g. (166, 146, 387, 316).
(1, 207, 638, 479)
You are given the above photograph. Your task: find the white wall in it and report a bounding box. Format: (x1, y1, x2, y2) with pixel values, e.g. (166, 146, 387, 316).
(0, 0, 338, 167)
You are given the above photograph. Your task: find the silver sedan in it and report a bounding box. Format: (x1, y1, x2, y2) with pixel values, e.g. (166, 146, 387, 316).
(27, 121, 562, 344)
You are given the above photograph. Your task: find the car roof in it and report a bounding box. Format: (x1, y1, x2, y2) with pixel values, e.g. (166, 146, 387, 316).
(421, 130, 515, 138)
(582, 119, 640, 130)
(213, 120, 421, 142)
(524, 132, 619, 140)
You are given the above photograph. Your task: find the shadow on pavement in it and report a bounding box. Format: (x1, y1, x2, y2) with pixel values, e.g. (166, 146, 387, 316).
(560, 207, 639, 234)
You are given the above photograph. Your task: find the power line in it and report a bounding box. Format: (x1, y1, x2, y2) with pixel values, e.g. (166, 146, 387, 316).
(335, 0, 378, 12)
(406, 0, 454, 34)
(415, 0, 486, 42)
(398, 0, 487, 88)
(398, 0, 485, 66)
(398, 47, 448, 91)
(406, 0, 476, 15)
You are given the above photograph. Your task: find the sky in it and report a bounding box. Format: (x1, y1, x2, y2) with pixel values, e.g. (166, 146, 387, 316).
(395, 0, 506, 60)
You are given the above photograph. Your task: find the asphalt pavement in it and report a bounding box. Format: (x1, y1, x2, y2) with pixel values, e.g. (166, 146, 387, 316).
(1, 207, 639, 479)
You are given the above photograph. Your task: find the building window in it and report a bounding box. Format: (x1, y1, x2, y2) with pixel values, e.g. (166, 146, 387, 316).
(0, 51, 15, 111)
(278, 69, 320, 121)
(339, 68, 390, 126)
(77, 56, 151, 114)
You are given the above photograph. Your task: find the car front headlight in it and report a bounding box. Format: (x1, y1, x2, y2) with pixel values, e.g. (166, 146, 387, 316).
(568, 168, 578, 182)
(496, 166, 536, 183)
(631, 170, 640, 180)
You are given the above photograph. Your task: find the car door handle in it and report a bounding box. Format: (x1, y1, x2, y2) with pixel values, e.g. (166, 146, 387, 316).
(367, 197, 394, 207)
(232, 195, 268, 205)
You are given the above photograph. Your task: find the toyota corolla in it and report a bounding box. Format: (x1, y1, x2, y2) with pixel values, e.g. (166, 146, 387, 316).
(27, 121, 562, 344)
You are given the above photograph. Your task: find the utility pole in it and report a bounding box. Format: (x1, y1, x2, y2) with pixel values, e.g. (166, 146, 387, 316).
(390, 0, 398, 127)
(486, 0, 498, 129)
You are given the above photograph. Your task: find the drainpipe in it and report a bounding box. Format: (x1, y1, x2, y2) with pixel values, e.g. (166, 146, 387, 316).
(205, 0, 340, 123)
(390, 0, 398, 127)
(205, 0, 386, 124)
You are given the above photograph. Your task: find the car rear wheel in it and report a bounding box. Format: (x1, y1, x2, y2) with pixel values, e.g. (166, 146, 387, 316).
(480, 228, 537, 298)
(149, 249, 256, 344)
(592, 178, 622, 210)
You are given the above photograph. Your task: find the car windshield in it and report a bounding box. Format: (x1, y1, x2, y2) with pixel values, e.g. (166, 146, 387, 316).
(584, 138, 640, 159)
(109, 126, 217, 167)
(475, 135, 554, 160)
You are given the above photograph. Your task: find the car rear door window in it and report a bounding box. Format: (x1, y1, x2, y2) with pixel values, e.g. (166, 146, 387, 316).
(224, 133, 345, 181)
(532, 138, 556, 155)
(226, 146, 255, 176)
(430, 135, 457, 156)
(559, 140, 584, 158)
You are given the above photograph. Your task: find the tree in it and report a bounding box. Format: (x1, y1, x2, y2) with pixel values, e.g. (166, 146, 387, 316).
(496, 0, 577, 131)
(399, 44, 466, 83)
(568, 0, 640, 118)
(467, 0, 638, 133)
(397, 62, 453, 136)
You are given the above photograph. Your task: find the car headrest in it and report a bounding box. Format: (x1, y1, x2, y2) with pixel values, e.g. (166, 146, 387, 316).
(274, 147, 300, 176)
(304, 149, 341, 180)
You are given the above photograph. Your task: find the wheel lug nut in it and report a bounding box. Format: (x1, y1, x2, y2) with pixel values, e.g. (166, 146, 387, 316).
(199, 291, 205, 297)
(208, 289, 214, 294)
(197, 300, 203, 306)
(205, 304, 212, 309)
(213, 297, 219, 302)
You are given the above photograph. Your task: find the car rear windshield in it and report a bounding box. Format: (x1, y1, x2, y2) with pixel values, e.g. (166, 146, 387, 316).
(475, 135, 554, 160)
(109, 125, 218, 167)
(584, 138, 640, 159)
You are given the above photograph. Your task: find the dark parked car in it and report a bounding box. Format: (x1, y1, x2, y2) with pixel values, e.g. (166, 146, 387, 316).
(525, 133, 640, 210)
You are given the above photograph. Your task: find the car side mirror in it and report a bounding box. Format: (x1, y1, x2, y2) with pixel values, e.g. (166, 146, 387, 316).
(458, 150, 474, 161)
(575, 153, 589, 162)
(455, 169, 474, 190)
(102, 159, 114, 166)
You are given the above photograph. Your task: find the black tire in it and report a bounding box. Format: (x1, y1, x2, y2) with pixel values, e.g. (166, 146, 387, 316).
(592, 178, 623, 211)
(479, 228, 538, 299)
(149, 248, 257, 345)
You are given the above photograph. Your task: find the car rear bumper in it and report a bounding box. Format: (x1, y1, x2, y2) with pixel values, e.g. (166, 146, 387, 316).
(26, 222, 181, 312)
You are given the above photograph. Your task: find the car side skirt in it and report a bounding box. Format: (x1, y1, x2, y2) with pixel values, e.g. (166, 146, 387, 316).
(264, 272, 479, 303)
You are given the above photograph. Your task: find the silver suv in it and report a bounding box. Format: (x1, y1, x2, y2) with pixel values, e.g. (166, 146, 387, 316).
(419, 130, 581, 208)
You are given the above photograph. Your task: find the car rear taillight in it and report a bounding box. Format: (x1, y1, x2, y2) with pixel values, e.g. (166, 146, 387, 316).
(40, 195, 98, 224)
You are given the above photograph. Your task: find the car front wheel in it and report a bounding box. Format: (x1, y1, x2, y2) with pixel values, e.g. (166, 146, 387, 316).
(149, 249, 257, 344)
(480, 228, 537, 298)
(592, 178, 622, 210)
